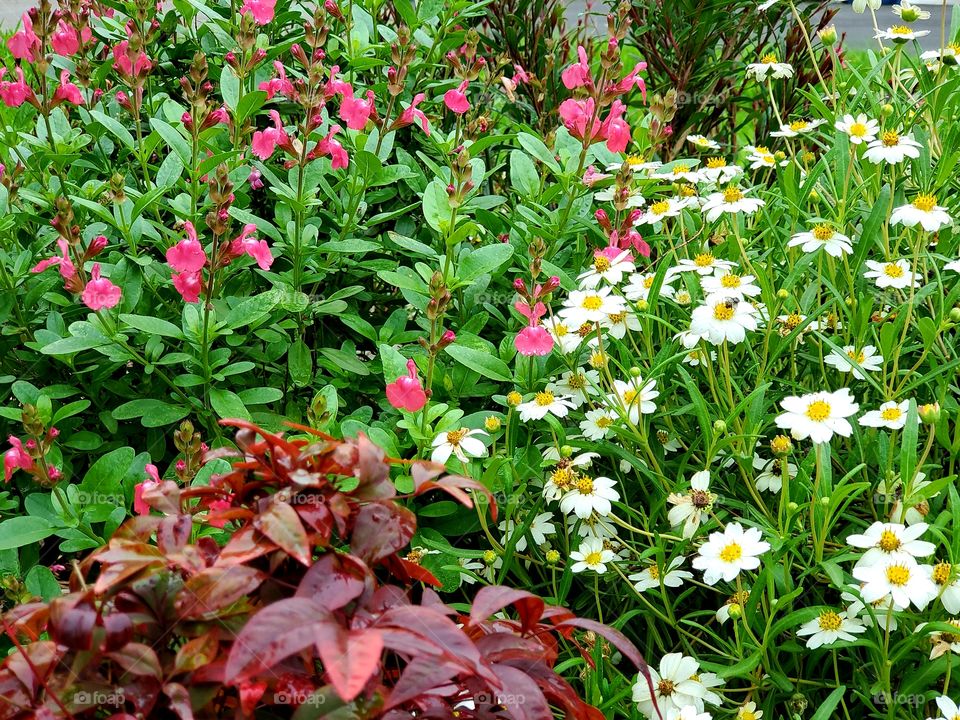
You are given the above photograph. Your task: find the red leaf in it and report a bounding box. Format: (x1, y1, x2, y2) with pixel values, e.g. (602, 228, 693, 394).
(351, 434, 395, 501)
(467, 586, 545, 635)
(315, 626, 382, 703)
(157, 515, 192, 555)
(253, 500, 312, 566)
(216, 525, 272, 566)
(295, 553, 369, 610)
(350, 502, 416, 563)
(163, 682, 194, 720)
(106, 643, 162, 678)
(411, 463, 498, 521)
(178, 566, 265, 618)
(381, 555, 442, 587)
(490, 663, 553, 720)
(384, 656, 462, 709)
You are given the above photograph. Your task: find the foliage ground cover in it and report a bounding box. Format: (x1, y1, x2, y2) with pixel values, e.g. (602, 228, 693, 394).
(1, 0, 960, 718)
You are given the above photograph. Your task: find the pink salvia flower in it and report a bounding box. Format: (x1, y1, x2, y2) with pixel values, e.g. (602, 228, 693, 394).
(0, 67, 34, 108)
(230, 224, 273, 269)
(258, 61, 294, 99)
(396, 93, 430, 136)
(4, 437, 33, 482)
(601, 100, 631, 153)
(134, 463, 160, 515)
(582, 166, 611, 187)
(443, 80, 470, 114)
(54, 71, 84, 106)
(339, 88, 376, 130)
(314, 125, 348, 169)
(112, 41, 152, 77)
(248, 167, 264, 190)
(515, 326, 554, 356)
(386, 359, 427, 412)
(240, 0, 277, 24)
(7, 14, 40, 62)
(251, 110, 288, 160)
(166, 223, 207, 273)
(559, 98, 601, 142)
(31, 238, 77, 281)
(172, 271, 202, 303)
(51, 19, 81, 56)
(561, 45, 591, 90)
(81, 264, 122, 310)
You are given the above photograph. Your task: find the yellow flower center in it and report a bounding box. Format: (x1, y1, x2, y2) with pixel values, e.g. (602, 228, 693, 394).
(881, 131, 900, 147)
(553, 323, 568, 337)
(567, 372, 587, 390)
(812, 224, 834, 241)
(650, 200, 671, 215)
(579, 323, 596, 337)
(890, 25, 912, 36)
(595, 415, 613, 428)
(643, 276, 655, 288)
(657, 679, 676, 696)
(883, 263, 904, 278)
(761, 53, 778, 64)
(694, 252, 715, 267)
(818, 611, 843, 631)
(846, 349, 866, 364)
(551, 467, 575, 490)
(446, 429, 467, 445)
(506, 391, 522, 406)
(805, 400, 831, 422)
(886, 564, 911, 586)
(623, 389, 638, 405)
(593, 255, 611, 272)
(672, 164, 690, 174)
(535, 391, 555, 406)
(706, 157, 726, 168)
(679, 185, 697, 197)
(589, 350, 606, 368)
(723, 187, 744, 203)
(720, 273, 742, 288)
(626, 155, 645, 166)
(849, 123, 868, 138)
(740, 711, 758, 720)
(728, 590, 750, 606)
(881, 407, 903, 422)
(647, 564, 660, 580)
(720, 542, 743, 563)
(913, 193, 937, 212)
(584, 550, 603, 565)
(713, 302, 736, 321)
(575, 475, 594, 494)
(789, 120, 809, 132)
(582, 295, 604, 311)
(878, 529, 901, 552)
(933, 562, 952, 586)
(754, 145, 770, 154)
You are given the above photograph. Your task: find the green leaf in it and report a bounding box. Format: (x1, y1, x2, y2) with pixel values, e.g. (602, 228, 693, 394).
(444, 344, 512, 382)
(25, 565, 62, 601)
(150, 118, 192, 167)
(209, 388, 251, 420)
(509, 150, 539, 197)
(517, 132, 561, 173)
(90, 109, 135, 150)
(120, 314, 184, 339)
(41, 334, 111, 355)
(224, 290, 278, 330)
(81, 447, 136, 496)
(811, 687, 845, 720)
(113, 400, 191, 427)
(0, 517, 55, 550)
(221, 65, 241, 111)
(288, 340, 313, 387)
(421, 179, 451, 233)
(456, 244, 514, 284)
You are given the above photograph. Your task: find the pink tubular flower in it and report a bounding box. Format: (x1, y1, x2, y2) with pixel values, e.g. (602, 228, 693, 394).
(240, 0, 277, 24)
(229, 224, 273, 270)
(31, 238, 77, 281)
(248, 167, 264, 190)
(515, 325, 554, 356)
(0, 67, 35, 109)
(313, 125, 348, 169)
(81, 264, 122, 310)
(559, 98, 601, 143)
(561, 45, 591, 90)
(207, 497, 233, 528)
(172, 271, 202, 303)
(583, 166, 611, 187)
(339, 88, 376, 130)
(386, 359, 427, 412)
(54, 71, 84, 106)
(7, 14, 40, 62)
(51, 19, 81, 56)
(251, 110, 288, 160)
(602, 100, 631, 153)
(608, 61, 647, 101)
(166, 222, 207, 273)
(4, 437, 33, 482)
(443, 80, 470, 114)
(112, 41, 152, 78)
(133, 463, 160, 515)
(258, 61, 294, 99)
(395, 93, 430, 136)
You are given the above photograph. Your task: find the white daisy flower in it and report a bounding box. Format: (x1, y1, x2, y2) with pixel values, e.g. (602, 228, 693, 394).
(824, 345, 884, 380)
(890, 193, 952, 232)
(922, 619, 960, 660)
(569, 537, 615, 574)
(498, 511, 556, 552)
(601, 308, 643, 339)
(559, 286, 627, 326)
(654, 162, 703, 184)
(847, 521, 936, 567)
(682, 346, 716, 366)
(572, 513, 620, 541)
(667, 470, 716, 539)
(875, 25, 929, 44)
(770, 118, 826, 138)
(746, 53, 794, 80)
(547, 369, 599, 407)
(852, 555, 937, 610)
(796, 608, 867, 649)
(605, 157, 662, 174)
(717, 589, 751, 623)
(623, 271, 676, 302)
(698, 157, 742, 184)
(700, 269, 761, 299)
(686, 134, 721, 151)
(852, 0, 881, 12)
(667, 706, 714, 720)
(517, 390, 577, 422)
(559, 475, 620, 519)
(577, 249, 636, 288)
(636, 197, 690, 225)
(928, 696, 960, 720)
(632, 653, 721, 719)
(946, 258, 960, 273)
(859, 400, 918, 430)
(431, 428, 488, 464)
(455, 556, 485, 584)
(543, 316, 582, 354)
(689, 295, 759, 345)
(580, 407, 617, 440)
(674, 252, 736, 276)
(736, 702, 763, 720)
(747, 148, 787, 170)
(788, 224, 853, 257)
(835, 113, 879, 144)
(863, 130, 922, 164)
(702, 186, 765, 222)
(692, 522, 771, 585)
(593, 185, 646, 208)
(931, 562, 960, 614)
(864, 259, 922, 289)
(880, 472, 936, 525)
(893, 1, 929, 21)
(752, 454, 797, 493)
(921, 44, 960, 69)
(774, 388, 860, 444)
(607, 377, 659, 424)
(629, 556, 693, 592)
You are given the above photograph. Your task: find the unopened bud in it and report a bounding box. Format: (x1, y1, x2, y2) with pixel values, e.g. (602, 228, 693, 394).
(484, 416, 502, 432)
(919, 402, 941, 424)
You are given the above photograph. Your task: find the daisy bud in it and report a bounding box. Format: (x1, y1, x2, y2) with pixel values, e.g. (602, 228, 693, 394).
(545, 549, 560, 565)
(787, 501, 799, 512)
(636, 299, 649, 311)
(899, 6, 920, 21)
(776, 288, 789, 300)
(819, 496, 830, 506)
(949, 307, 960, 323)
(881, 103, 894, 117)
(818, 25, 837, 45)
(919, 402, 941, 424)
(809, 189, 820, 202)
(560, 445, 573, 457)
(713, 419, 726, 433)
(770, 434, 793, 457)
(789, 695, 808, 715)
(482, 549, 498, 566)
(727, 603, 742, 618)
(484, 416, 501, 432)
(506, 391, 522, 407)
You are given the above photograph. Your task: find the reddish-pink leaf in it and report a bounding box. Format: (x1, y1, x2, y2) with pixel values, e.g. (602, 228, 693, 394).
(411, 463, 498, 520)
(178, 566, 265, 618)
(384, 657, 461, 710)
(315, 626, 383, 702)
(490, 663, 553, 720)
(295, 552, 369, 610)
(107, 643, 162, 678)
(216, 525, 272, 566)
(350, 502, 416, 563)
(163, 682, 194, 720)
(468, 586, 545, 634)
(253, 500, 312, 566)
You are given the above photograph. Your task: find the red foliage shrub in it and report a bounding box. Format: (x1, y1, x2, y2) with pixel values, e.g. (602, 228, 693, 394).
(0, 421, 652, 719)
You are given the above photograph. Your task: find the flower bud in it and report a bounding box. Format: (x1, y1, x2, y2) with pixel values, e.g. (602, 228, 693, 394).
(770, 434, 793, 457)
(482, 549, 498, 566)
(776, 288, 789, 300)
(881, 103, 894, 117)
(713, 419, 726, 433)
(545, 549, 560, 565)
(484, 416, 502, 432)
(818, 25, 838, 45)
(560, 445, 573, 458)
(949, 307, 960, 323)
(919, 402, 941, 424)
(629, 366, 642, 378)
(727, 603, 742, 618)
(506, 391, 522, 407)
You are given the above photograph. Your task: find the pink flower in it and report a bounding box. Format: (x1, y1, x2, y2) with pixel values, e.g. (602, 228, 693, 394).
(386, 359, 427, 412)
(206, 497, 233, 528)
(443, 80, 470, 114)
(607, 61, 647, 101)
(7, 14, 40, 62)
(54, 71, 84, 106)
(229, 224, 273, 269)
(583, 166, 611, 187)
(82, 264, 122, 310)
(339, 88, 376, 130)
(172, 271, 202, 303)
(258, 61, 294, 99)
(31, 238, 77, 281)
(515, 325, 554, 356)
(601, 100, 631, 153)
(4, 437, 33, 482)
(396, 93, 430, 136)
(313, 125, 348, 169)
(513, 64, 530, 84)
(166, 223, 207, 273)
(0, 67, 34, 108)
(559, 98, 601, 143)
(133, 463, 160, 515)
(112, 41, 152, 77)
(561, 45, 591, 90)
(251, 110, 288, 160)
(240, 0, 276, 24)
(51, 19, 81, 56)
(248, 167, 264, 190)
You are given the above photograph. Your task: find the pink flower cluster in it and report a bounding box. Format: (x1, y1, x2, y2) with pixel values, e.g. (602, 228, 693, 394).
(595, 208, 650, 257)
(32, 236, 122, 310)
(386, 359, 427, 412)
(513, 276, 561, 356)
